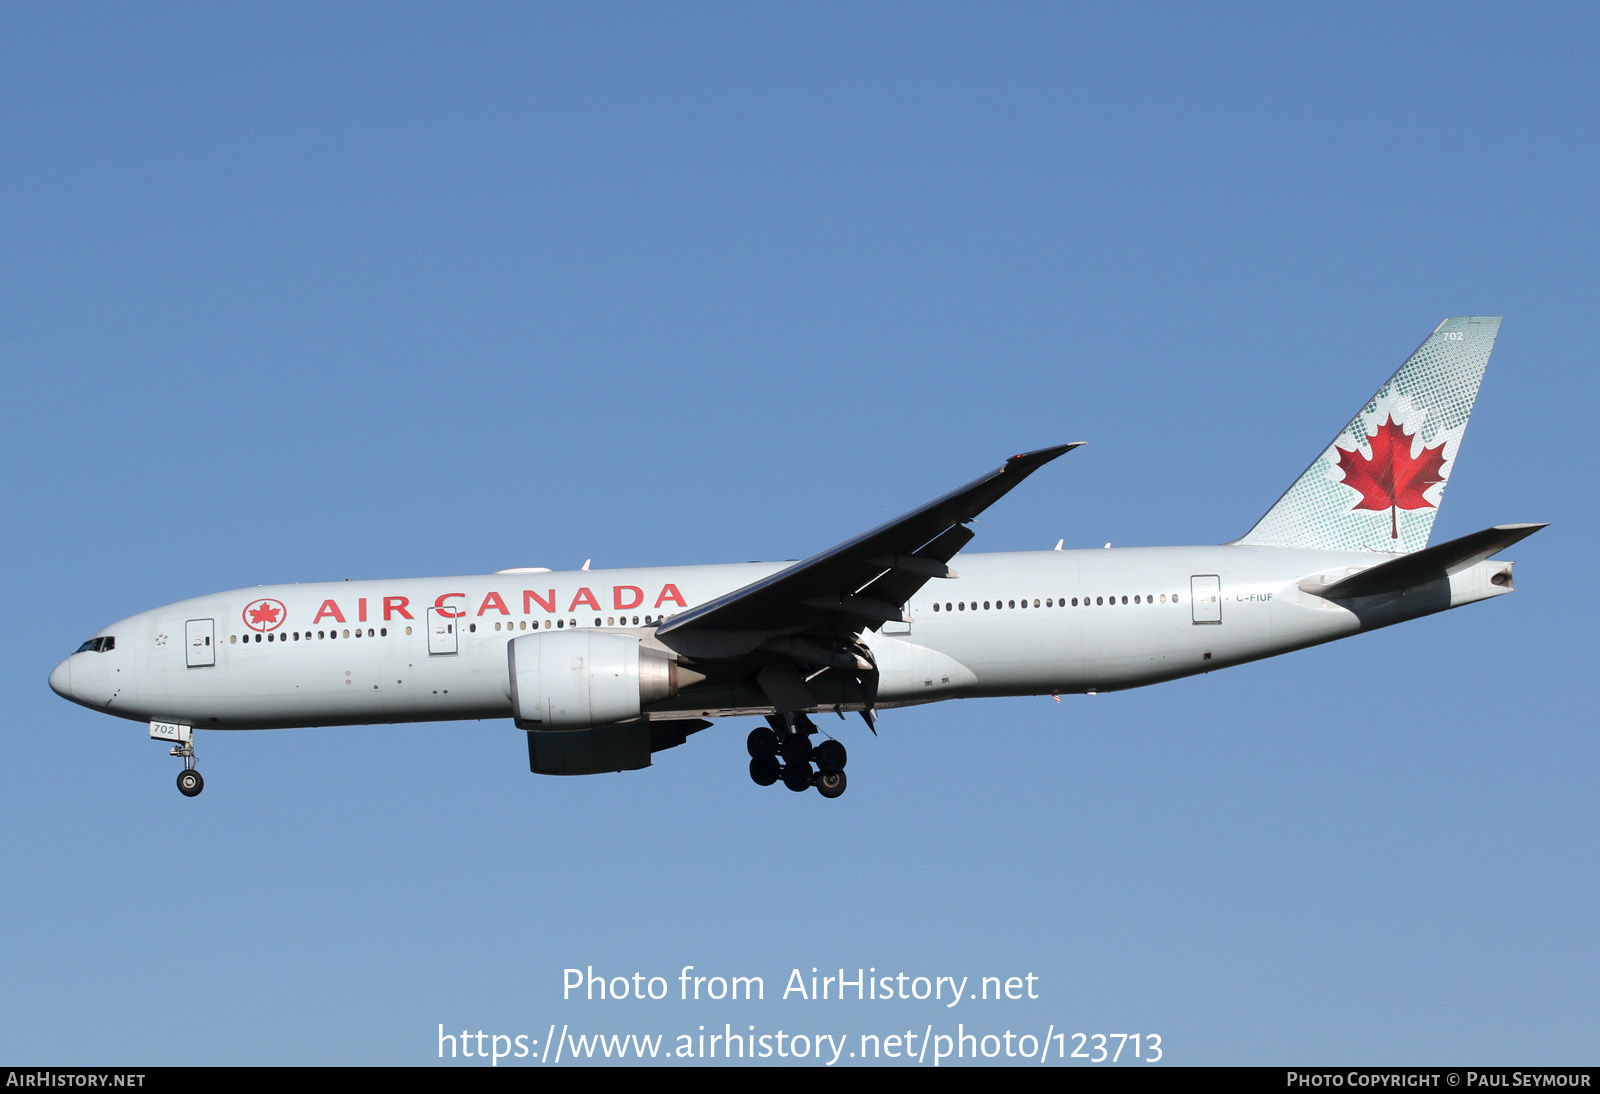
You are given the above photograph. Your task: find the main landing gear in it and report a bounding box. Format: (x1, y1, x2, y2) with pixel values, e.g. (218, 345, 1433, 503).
(746, 718, 849, 799)
(172, 741, 204, 797)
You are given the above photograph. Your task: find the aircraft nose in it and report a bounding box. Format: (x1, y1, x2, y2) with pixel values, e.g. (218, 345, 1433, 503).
(49, 658, 72, 699)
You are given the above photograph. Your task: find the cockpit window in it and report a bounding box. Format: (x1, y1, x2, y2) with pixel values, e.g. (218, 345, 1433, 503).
(75, 637, 114, 653)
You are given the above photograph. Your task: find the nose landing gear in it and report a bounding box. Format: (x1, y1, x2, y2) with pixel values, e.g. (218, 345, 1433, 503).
(172, 741, 203, 797)
(150, 722, 204, 797)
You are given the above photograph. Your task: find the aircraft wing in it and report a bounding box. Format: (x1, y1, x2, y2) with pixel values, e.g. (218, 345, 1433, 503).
(655, 443, 1082, 662)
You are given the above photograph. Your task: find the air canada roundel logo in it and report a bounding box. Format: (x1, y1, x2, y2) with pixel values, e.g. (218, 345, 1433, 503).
(243, 598, 287, 632)
(1334, 415, 1447, 540)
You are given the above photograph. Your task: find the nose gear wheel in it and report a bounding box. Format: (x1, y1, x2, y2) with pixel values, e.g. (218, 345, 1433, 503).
(170, 741, 203, 797)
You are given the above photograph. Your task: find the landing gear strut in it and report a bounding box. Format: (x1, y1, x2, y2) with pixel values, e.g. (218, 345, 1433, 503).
(746, 714, 850, 798)
(172, 741, 203, 797)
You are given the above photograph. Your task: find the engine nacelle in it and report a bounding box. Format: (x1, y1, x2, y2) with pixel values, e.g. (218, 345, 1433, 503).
(507, 631, 679, 730)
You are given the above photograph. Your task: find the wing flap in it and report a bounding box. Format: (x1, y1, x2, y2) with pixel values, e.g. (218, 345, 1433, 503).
(855, 524, 976, 619)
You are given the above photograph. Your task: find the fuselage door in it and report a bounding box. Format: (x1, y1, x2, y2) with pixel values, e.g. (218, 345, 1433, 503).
(1190, 575, 1222, 624)
(185, 619, 216, 667)
(426, 607, 459, 655)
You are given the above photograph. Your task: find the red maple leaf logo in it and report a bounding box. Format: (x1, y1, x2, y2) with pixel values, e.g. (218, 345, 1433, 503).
(1334, 415, 1447, 539)
(248, 601, 281, 626)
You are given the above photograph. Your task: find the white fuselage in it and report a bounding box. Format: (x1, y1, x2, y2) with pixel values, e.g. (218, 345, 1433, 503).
(50, 544, 1514, 733)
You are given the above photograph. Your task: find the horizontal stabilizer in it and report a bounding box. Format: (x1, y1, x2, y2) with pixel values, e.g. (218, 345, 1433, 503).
(1308, 523, 1546, 600)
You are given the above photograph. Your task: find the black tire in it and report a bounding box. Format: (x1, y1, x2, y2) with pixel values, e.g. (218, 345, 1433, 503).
(749, 755, 780, 787)
(815, 739, 847, 773)
(816, 771, 847, 799)
(177, 769, 204, 797)
(782, 764, 813, 792)
(746, 727, 779, 758)
(781, 734, 813, 765)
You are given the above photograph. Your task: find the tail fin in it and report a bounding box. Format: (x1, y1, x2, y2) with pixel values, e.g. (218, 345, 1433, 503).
(1237, 317, 1501, 554)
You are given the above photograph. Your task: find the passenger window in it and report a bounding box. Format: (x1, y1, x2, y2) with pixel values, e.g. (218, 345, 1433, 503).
(406, 626, 413, 635)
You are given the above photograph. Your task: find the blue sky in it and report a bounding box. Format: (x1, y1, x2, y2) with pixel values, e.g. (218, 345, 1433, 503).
(2, 4, 1594, 1065)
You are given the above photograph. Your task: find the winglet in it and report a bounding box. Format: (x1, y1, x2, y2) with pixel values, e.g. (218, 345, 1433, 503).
(1004, 442, 1085, 478)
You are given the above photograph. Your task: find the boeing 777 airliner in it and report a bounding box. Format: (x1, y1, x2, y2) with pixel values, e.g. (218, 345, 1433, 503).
(51, 318, 1543, 798)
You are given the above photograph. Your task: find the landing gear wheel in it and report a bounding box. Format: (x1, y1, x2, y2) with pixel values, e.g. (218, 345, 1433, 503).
(814, 739, 847, 773)
(747, 727, 779, 758)
(816, 770, 847, 799)
(781, 735, 813, 765)
(749, 755, 780, 787)
(782, 764, 813, 792)
(176, 769, 204, 797)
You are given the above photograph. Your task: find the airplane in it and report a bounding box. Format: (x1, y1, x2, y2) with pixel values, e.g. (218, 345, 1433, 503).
(50, 317, 1543, 799)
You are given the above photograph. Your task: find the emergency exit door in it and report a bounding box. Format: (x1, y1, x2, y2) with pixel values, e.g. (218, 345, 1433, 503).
(1190, 575, 1222, 624)
(426, 607, 459, 655)
(185, 619, 215, 667)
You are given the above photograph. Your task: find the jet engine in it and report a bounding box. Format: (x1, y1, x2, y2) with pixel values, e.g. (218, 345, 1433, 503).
(507, 631, 684, 729)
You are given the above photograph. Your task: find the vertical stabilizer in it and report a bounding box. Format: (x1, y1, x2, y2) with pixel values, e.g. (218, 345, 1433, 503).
(1237, 317, 1500, 554)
